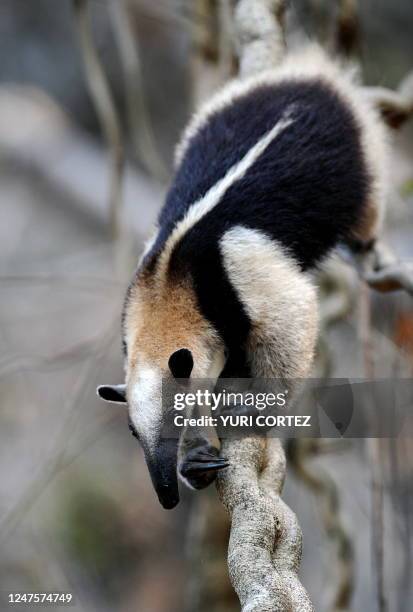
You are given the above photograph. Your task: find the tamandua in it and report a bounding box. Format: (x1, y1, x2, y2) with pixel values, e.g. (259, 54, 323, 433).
(97, 45, 388, 509)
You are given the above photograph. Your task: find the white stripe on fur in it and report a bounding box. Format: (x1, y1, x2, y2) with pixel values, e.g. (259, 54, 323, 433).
(158, 109, 295, 275)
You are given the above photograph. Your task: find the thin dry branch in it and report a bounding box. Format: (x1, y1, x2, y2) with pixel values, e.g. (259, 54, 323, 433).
(334, 0, 360, 58)
(368, 437, 388, 612)
(289, 439, 354, 612)
(316, 259, 356, 377)
(218, 0, 238, 80)
(73, 0, 124, 238)
(289, 261, 356, 610)
(0, 320, 119, 542)
(109, 0, 168, 182)
(359, 282, 388, 612)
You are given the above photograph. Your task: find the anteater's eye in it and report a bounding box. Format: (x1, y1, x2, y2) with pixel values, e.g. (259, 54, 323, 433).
(128, 415, 139, 440)
(168, 348, 194, 378)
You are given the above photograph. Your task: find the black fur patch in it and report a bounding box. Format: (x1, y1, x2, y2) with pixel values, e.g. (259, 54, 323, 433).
(139, 78, 370, 363)
(145, 78, 369, 271)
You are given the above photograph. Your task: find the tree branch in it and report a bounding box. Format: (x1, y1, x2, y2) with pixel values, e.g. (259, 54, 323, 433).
(109, 0, 168, 182)
(73, 0, 124, 238)
(289, 439, 355, 612)
(217, 437, 314, 612)
(234, 0, 286, 78)
(334, 0, 360, 58)
(212, 3, 314, 609)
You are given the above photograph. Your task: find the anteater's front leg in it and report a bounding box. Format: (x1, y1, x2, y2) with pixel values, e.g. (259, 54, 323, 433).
(178, 409, 229, 490)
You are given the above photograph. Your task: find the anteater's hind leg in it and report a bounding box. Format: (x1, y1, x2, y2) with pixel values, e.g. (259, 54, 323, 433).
(354, 241, 413, 296)
(346, 212, 413, 297)
(364, 76, 413, 130)
(346, 71, 413, 295)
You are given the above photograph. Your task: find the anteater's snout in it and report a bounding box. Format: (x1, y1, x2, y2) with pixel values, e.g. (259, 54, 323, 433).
(156, 484, 180, 510)
(144, 437, 180, 510)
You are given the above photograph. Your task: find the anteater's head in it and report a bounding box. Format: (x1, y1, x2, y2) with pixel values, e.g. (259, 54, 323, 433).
(97, 257, 225, 509)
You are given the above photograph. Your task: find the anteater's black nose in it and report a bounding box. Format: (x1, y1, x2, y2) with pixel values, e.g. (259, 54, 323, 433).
(144, 437, 180, 510)
(157, 486, 180, 510)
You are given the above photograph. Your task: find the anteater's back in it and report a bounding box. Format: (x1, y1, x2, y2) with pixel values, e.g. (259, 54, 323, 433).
(145, 46, 387, 274)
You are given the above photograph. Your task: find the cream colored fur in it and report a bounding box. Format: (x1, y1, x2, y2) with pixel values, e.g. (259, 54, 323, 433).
(127, 365, 163, 453)
(220, 226, 318, 380)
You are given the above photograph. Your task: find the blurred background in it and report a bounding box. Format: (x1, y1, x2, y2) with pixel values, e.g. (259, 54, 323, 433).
(0, 1, 412, 611)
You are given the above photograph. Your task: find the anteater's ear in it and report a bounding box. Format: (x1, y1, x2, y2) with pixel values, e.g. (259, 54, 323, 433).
(168, 349, 194, 378)
(97, 384, 127, 404)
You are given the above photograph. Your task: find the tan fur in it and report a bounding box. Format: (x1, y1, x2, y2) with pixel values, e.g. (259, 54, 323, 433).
(124, 272, 221, 380)
(124, 271, 224, 452)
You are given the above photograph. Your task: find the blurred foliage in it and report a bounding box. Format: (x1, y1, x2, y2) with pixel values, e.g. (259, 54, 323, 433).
(57, 479, 141, 604)
(401, 179, 413, 198)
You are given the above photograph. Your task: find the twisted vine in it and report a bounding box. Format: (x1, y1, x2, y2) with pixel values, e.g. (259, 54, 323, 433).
(214, 2, 314, 610)
(217, 437, 314, 611)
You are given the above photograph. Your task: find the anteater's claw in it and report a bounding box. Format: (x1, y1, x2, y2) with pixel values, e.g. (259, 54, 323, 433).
(183, 458, 229, 474)
(179, 446, 229, 489)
